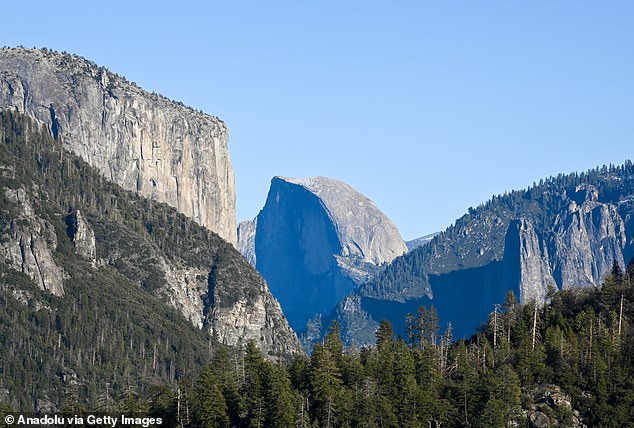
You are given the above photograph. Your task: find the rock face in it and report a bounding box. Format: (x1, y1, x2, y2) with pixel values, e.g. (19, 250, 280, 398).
(0, 47, 236, 245)
(1, 104, 302, 358)
(551, 187, 627, 290)
(208, 268, 304, 359)
(251, 176, 407, 331)
(527, 384, 586, 428)
(504, 185, 627, 303)
(237, 218, 257, 266)
(90, 219, 303, 358)
(0, 187, 66, 296)
(504, 218, 556, 304)
(67, 210, 97, 262)
(326, 165, 634, 345)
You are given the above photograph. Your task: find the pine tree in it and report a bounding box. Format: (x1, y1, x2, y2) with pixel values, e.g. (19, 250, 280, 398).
(242, 340, 267, 428)
(308, 343, 342, 428)
(148, 386, 178, 427)
(193, 366, 229, 428)
(416, 306, 440, 349)
(294, 393, 312, 428)
(211, 345, 241, 426)
(626, 257, 634, 284)
(393, 339, 421, 427)
(375, 319, 394, 352)
(264, 365, 294, 428)
(353, 378, 382, 428)
(484, 364, 521, 425)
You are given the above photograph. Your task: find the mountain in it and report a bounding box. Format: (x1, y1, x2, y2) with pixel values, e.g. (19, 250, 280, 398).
(0, 47, 236, 245)
(328, 162, 634, 346)
(0, 110, 302, 409)
(238, 176, 407, 332)
(237, 218, 257, 266)
(406, 232, 439, 251)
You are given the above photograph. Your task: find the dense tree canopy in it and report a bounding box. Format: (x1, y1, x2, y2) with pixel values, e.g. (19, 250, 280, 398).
(78, 264, 631, 427)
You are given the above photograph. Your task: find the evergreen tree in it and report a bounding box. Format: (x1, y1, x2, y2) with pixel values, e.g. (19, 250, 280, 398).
(375, 319, 394, 352)
(308, 343, 342, 428)
(148, 386, 178, 427)
(242, 341, 267, 428)
(264, 365, 294, 428)
(193, 367, 229, 428)
(210, 345, 241, 427)
(416, 306, 440, 349)
(393, 339, 421, 427)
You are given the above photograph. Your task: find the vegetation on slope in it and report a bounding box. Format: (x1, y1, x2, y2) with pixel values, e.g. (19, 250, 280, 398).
(0, 110, 260, 303)
(0, 111, 265, 411)
(362, 160, 634, 300)
(19, 258, 626, 427)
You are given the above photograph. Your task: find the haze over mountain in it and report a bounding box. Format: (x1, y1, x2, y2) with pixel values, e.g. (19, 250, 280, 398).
(406, 233, 439, 251)
(238, 176, 407, 331)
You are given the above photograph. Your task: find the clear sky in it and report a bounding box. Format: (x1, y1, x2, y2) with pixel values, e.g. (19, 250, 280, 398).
(2, 2, 633, 240)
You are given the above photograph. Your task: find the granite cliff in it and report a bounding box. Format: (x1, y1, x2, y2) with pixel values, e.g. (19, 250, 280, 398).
(1, 102, 301, 358)
(1, 186, 66, 296)
(329, 163, 634, 346)
(503, 184, 628, 303)
(237, 218, 257, 266)
(0, 47, 236, 245)
(240, 176, 407, 332)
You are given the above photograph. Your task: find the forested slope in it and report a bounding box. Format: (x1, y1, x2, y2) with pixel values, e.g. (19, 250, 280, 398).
(0, 111, 299, 412)
(41, 260, 631, 427)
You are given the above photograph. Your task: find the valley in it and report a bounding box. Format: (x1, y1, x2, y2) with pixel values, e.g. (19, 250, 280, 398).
(1, 46, 633, 427)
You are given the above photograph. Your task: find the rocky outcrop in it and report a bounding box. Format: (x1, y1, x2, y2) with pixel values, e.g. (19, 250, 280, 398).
(252, 176, 407, 331)
(93, 224, 303, 357)
(89, 207, 302, 356)
(237, 218, 257, 266)
(209, 276, 303, 359)
(158, 259, 209, 329)
(504, 218, 556, 303)
(527, 384, 586, 428)
(0, 47, 236, 245)
(324, 166, 634, 345)
(551, 186, 626, 289)
(504, 185, 627, 303)
(0, 187, 66, 296)
(0, 110, 303, 358)
(67, 210, 96, 262)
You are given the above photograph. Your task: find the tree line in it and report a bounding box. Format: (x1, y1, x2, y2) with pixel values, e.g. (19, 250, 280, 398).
(87, 259, 633, 428)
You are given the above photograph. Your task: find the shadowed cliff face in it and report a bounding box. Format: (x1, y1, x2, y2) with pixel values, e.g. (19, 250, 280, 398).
(237, 218, 257, 266)
(0, 47, 236, 245)
(253, 176, 407, 331)
(255, 178, 353, 329)
(330, 174, 634, 347)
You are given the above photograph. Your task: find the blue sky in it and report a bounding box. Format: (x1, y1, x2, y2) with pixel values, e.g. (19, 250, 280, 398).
(2, 2, 633, 240)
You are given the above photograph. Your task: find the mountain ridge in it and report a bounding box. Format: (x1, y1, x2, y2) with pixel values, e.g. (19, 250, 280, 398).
(326, 161, 634, 345)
